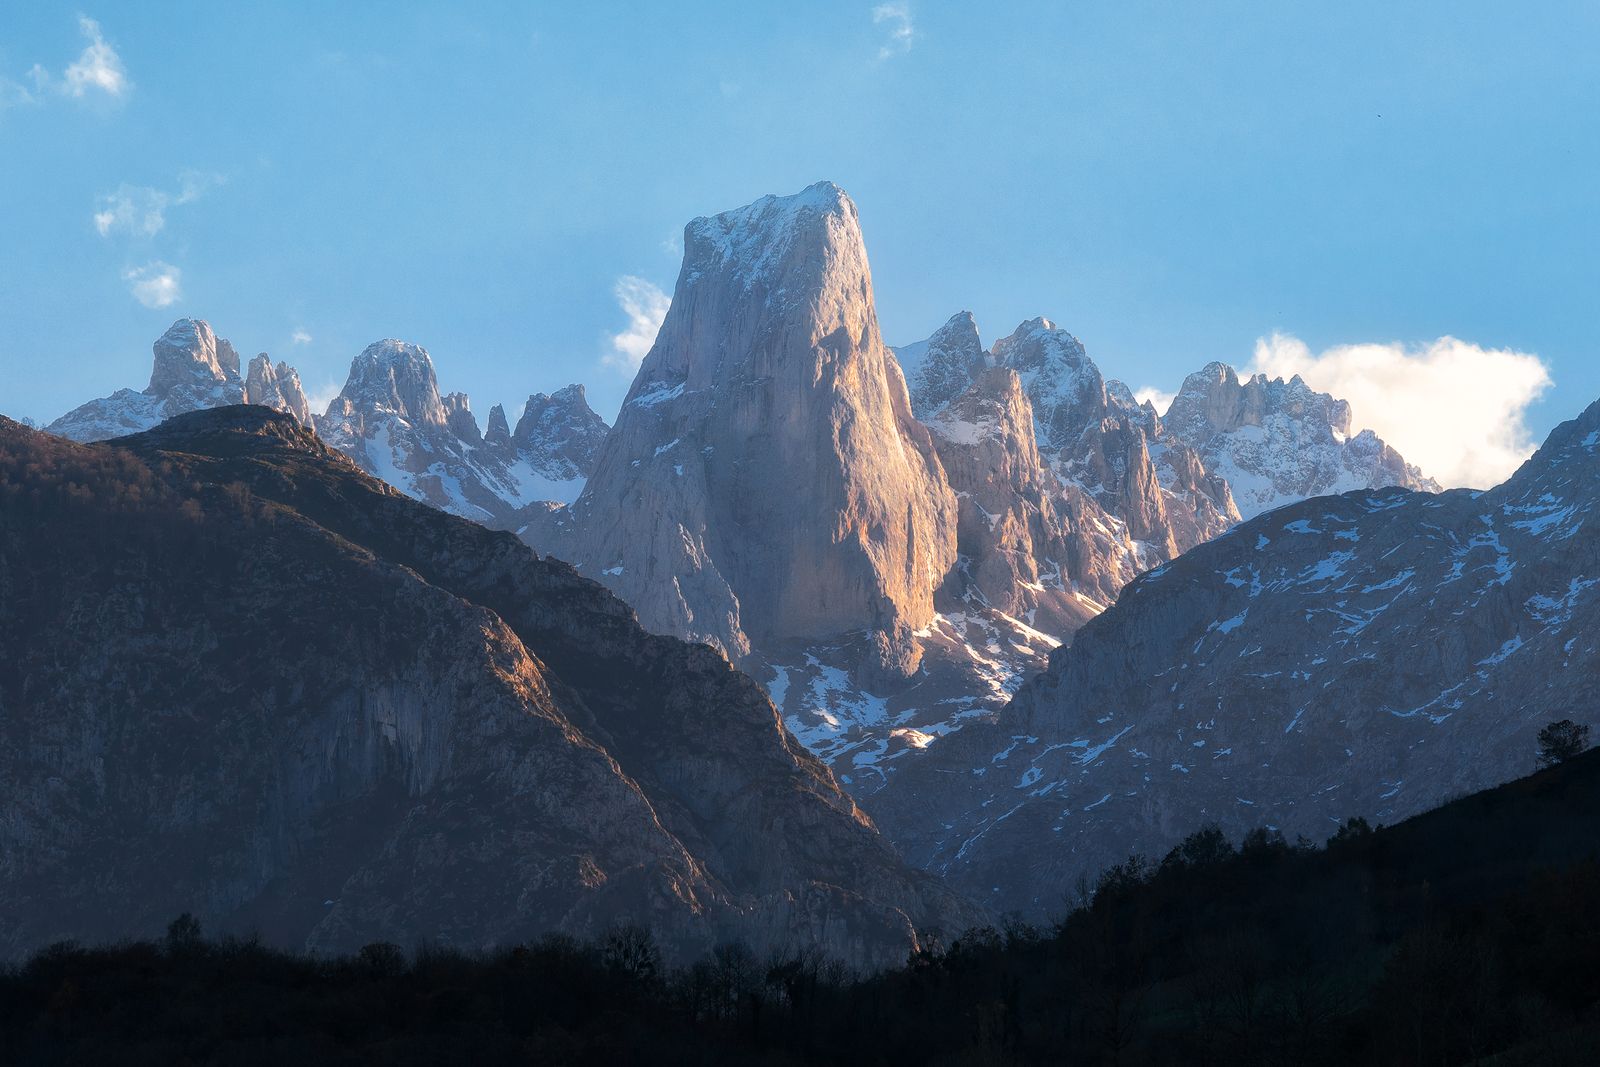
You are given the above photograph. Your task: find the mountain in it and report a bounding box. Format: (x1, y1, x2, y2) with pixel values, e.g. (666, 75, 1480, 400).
(1164, 361, 1441, 518)
(304, 340, 611, 526)
(549, 181, 959, 673)
(0, 406, 978, 965)
(875, 395, 1600, 913)
(47, 319, 310, 441)
(523, 187, 1222, 794)
(45, 321, 610, 528)
(898, 312, 1240, 574)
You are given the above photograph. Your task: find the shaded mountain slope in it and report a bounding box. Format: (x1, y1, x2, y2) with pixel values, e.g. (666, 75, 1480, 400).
(879, 396, 1600, 913)
(0, 407, 977, 964)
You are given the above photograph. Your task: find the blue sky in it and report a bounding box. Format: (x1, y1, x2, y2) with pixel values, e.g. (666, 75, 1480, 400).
(2, 3, 1596, 484)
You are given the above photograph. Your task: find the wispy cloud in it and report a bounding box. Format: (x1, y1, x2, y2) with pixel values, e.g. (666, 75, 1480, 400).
(873, 2, 915, 59)
(603, 276, 671, 373)
(63, 17, 129, 99)
(16, 16, 130, 105)
(123, 261, 182, 309)
(93, 171, 223, 237)
(291, 328, 313, 345)
(1250, 333, 1552, 489)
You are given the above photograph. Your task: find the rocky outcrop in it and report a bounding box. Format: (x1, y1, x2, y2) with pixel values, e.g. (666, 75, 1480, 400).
(0, 407, 979, 965)
(555, 182, 959, 670)
(46, 318, 303, 441)
(896, 311, 989, 419)
(1164, 362, 1440, 518)
(507, 385, 609, 482)
(877, 396, 1600, 915)
(244, 353, 312, 425)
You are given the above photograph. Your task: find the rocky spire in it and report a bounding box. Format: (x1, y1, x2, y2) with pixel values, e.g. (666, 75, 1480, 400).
(442, 391, 481, 443)
(484, 404, 512, 449)
(147, 318, 241, 398)
(562, 181, 959, 669)
(894, 311, 988, 419)
(245, 353, 312, 425)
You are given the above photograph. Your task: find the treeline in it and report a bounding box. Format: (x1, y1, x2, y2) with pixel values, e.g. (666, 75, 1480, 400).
(5, 749, 1600, 1064)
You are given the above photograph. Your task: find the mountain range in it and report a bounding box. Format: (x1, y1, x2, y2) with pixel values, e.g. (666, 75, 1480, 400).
(18, 180, 1585, 964)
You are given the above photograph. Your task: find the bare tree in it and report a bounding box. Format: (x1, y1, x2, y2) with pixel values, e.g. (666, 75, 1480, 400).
(1537, 719, 1591, 769)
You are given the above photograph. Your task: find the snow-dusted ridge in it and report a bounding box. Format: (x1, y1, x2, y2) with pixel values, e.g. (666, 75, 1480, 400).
(46, 319, 608, 527)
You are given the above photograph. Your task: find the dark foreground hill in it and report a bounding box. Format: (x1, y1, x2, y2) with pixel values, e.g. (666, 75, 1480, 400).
(3, 744, 1597, 1064)
(0, 407, 977, 967)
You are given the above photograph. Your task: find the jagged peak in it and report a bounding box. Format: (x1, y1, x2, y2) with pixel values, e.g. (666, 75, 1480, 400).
(896, 311, 990, 420)
(147, 317, 241, 396)
(485, 403, 511, 446)
(333, 339, 446, 428)
(514, 383, 608, 445)
(992, 317, 1086, 365)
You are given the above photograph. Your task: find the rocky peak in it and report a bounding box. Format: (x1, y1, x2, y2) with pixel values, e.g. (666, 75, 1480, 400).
(991, 318, 1108, 452)
(1166, 363, 1352, 445)
(146, 318, 242, 397)
(1164, 360, 1438, 519)
(484, 404, 512, 449)
(561, 181, 958, 667)
(512, 384, 608, 471)
(331, 340, 447, 429)
(442, 391, 481, 443)
(244, 353, 312, 425)
(894, 311, 988, 419)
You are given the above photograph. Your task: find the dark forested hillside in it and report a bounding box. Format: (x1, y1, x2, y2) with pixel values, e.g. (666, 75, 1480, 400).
(0, 408, 975, 967)
(4, 744, 1597, 1064)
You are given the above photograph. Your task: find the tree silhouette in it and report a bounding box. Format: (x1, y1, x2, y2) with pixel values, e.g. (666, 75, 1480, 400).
(1537, 719, 1590, 769)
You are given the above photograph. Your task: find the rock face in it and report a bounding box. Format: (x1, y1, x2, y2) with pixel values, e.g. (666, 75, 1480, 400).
(245, 353, 312, 424)
(47, 319, 302, 441)
(555, 182, 959, 668)
(877, 397, 1600, 915)
(1164, 362, 1440, 518)
(0, 407, 979, 965)
(507, 385, 610, 488)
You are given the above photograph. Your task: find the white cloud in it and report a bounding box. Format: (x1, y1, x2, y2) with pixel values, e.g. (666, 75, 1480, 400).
(93, 171, 222, 237)
(94, 185, 169, 236)
(305, 379, 343, 417)
(873, 2, 915, 59)
(603, 276, 671, 372)
(63, 17, 128, 99)
(1, 17, 130, 111)
(1133, 387, 1175, 416)
(1250, 333, 1552, 489)
(291, 328, 313, 345)
(123, 261, 182, 308)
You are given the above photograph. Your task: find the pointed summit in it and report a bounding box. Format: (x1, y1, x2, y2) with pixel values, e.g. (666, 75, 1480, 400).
(561, 182, 958, 666)
(894, 311, 988, 419)
(245, 353, 312, 425)
(484, 403, 512, 448)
